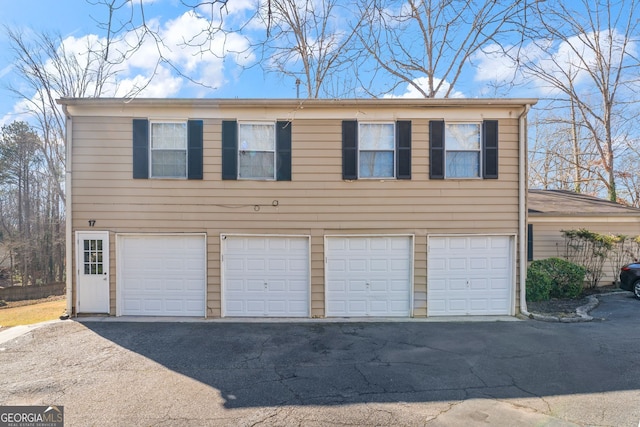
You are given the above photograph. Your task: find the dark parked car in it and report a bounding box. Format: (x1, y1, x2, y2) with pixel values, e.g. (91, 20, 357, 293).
(620, 263, 640, 298)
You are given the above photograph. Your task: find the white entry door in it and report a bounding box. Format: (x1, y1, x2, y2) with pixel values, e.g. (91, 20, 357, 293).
(76, 231, 110, 313)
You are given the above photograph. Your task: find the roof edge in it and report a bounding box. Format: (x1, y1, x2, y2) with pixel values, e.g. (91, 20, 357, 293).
(57, 97, 538, 108)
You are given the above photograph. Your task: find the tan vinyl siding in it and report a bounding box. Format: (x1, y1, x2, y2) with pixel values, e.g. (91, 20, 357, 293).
(529, 217, 640, 285)
(69, 105, 524, 317)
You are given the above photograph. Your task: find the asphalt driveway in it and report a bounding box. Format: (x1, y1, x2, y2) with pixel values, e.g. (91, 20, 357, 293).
(1, 292, 639, 426)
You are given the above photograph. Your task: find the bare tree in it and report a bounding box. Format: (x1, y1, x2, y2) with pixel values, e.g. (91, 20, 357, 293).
(255, 0, 363, 98)
(514, 0, 640, 202)
(352, 0, 530, 98)
(5, 26, 134, 206)
(0, 121, 63, 286)
(616, 141, 640, 207)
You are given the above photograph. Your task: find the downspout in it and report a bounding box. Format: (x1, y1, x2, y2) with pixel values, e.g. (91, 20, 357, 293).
(519, 103, 532, 317)
(62, 104, 73, 317)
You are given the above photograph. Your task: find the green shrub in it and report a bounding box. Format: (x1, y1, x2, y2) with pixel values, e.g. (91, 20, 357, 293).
(526, 262, 553, 301)
(527, 258, 586, 301)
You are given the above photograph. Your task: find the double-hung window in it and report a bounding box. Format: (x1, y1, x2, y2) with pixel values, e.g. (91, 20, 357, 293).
(444, 123, 481, 178)
(221, 120, 292, 181)
(359, 123, 395, 179)
(132, 119, 203, 180)
(238, 122, 276, 180)
(342, 120, 411, 180)
(429, 120, 498, 180)
(150, 122, 188, 178)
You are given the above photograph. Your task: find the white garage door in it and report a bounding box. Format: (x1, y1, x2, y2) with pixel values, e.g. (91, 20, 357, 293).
(222, 235, 310, 317)
(325, 236, 413, 317)
(428, 235, 513, 316)
(118, 234, 206, 316)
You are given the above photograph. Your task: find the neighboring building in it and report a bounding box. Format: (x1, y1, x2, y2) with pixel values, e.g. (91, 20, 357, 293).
(528, 189, 640, 285)
(59, 98, 536, 318)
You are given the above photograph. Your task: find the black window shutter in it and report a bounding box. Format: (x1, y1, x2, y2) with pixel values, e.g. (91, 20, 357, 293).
(396, 120, 411, 180)
(222, 120, 238, 180)
(527, 223, 534, 262)
(342, 120, 358, 180)
(132, 119, 149, 179)
(483, 120, 499, 179)
(187, 120, 203, 180)
(276, 121, 292, 181)
(429, 120, 445, 179)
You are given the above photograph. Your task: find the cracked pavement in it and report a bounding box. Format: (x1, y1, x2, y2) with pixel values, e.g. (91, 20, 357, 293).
(1, 292, 639, 426)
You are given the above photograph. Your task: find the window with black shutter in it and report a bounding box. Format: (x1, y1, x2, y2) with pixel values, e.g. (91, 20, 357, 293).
(342, 120, 411, 180)
(429, 120, 499, 179)
(222, 120, 292, 181)
(132, 119, 203, 180)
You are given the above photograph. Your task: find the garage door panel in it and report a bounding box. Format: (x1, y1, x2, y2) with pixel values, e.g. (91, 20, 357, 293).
(222, 236, 310, 317)
(248, 239, 267, 250)
(119, 235, 206, 317)
(349, 300, 367, 313)
(326, 236, 412, 317)
(144, 300, 162, 312)
(370, 280, 388, 291)
(449, 299, 467, 311)
(123, 299, 142, 311)
(289, 280, 308, 292)
(450, 279, 467, 290)
(349, 259, 367, 271)
(428, 236, 512, 316)
(390, 279, 408, 291)
(371, 260, 389, 271)
(492, 258, 509, 269)
(470, 278, 488, 290)
(166, 280, 184, 291)
(370, 301, 389, 313)
(349, 280, 367, 292)
(470, 238, 489, 250)
(470, 258, 488, 270)
(450, 238, 468, 250)
(246, 300, 265, 312)
(492, 280, 508, 291)
(348, 239, 368, 250)
(289, 259, 307, 271)
(470, 299, 489, 311)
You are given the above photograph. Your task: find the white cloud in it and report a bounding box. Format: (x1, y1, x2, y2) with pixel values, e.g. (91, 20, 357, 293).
(472, 44, 519, 85)
(385, 76, 466, 98)
(1, 101, 32, 127)
(116, 66, 183, 97)
(2, 6, 256, 123)
(113, 10, 254, 93)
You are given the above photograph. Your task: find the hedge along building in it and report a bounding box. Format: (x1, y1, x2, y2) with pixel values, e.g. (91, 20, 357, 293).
(59, 98, 536, 319)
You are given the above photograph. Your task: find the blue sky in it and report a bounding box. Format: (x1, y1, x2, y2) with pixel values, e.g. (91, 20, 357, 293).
(0, 0, 304, 125)
(0, 0, 635, 128)
(0, 0, 542, 126)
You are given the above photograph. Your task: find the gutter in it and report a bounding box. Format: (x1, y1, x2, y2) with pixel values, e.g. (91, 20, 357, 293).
(519, 104, 532, 317)
(62, 104, 73, 317)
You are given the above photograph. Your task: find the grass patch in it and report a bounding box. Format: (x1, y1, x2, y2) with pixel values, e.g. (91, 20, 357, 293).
(0, 297, 66, 328)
